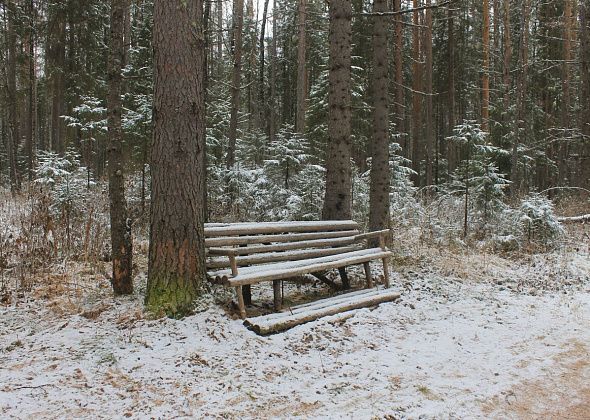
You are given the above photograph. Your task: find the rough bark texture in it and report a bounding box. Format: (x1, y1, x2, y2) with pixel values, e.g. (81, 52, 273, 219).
(368, 0, 390, 233)
(482, 0, 490, 132)
(107, 0, 133, 296)
(146, 0, 207, 317)
(581, 2, 590, 188)
(323, 0, 352, 220)
(295, 0, 307, 133)
(227, 0, 244, 170)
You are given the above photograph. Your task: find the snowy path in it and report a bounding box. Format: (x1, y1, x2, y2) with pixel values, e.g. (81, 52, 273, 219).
(1, 269, 589, 419)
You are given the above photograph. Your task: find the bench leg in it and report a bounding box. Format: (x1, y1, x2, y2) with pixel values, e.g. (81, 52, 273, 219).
(273, 280, 282, 311)
(235, 286, 246, 319)
(243, 285, 252, 306)
(382, 258, 390, 288)
(363, 262, 373, 288)
(338, 267, 350, 290)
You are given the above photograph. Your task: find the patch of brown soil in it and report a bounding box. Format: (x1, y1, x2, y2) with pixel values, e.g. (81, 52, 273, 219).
(483, 340, 590, 419)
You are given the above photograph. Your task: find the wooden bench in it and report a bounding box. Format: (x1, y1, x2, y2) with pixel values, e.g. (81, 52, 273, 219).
(205, 220, 393, 319)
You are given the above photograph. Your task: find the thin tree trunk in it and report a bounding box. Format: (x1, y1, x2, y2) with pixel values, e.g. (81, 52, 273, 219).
(227, 0, 244, 171)
(502, 0, 511, 118)
(259, 0, 269, 131)
(411, 0, 422, 185)
(216, 0, 223, 76)
(511, 0, 530, 197)
(369, 0, 390, 233)
(447, 5, 456, 173)
(482, 0, 490, 132)
(424, 0, 433, 186)
(26, 0, 36, 182)
(6, 0, 20, 192)
(559, 0, 573, 186)
(269, 0, 277, 144)
(147, 0, 207, 317)
(107, 0, 133, 295)
(295, 0, 307, 134)
(393, 0, 405, 153)
(48, 8, 66, 154)
(323, 0, 352, 220)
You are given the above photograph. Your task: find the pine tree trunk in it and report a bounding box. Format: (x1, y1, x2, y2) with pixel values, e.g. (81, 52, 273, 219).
(295, 0, 307, 133)
(559, 0, 573, 186)
(269, 0, 277, 144)
(107, 0, 133, 296)
(368, 0, 390, 233)
(424, 0, 434, 187)
(502, 0, 511, 118)
(447, 5, 456, 173)
(147, 0, 207, 317)
(26, 0, 36, 182)
(482, 0, 490, 132)
(393, 0, 405, 154)
(259, 0, 270, 131)
(227, 0, 244, 171)
(323, 0, 352, 220)
(581, 2, 590, 188)
(48, 8, 66, 154)
(216, 0, 224, 76)
(411, 0, 422, 185)
(511, 0, 530, 197)
(6, 0, 20, 192)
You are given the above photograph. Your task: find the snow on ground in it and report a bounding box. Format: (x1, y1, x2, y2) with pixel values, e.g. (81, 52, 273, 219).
(1, 248, 589, 419)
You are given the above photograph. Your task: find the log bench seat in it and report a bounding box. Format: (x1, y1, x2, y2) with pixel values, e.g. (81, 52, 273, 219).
(205, 220, 392, 319)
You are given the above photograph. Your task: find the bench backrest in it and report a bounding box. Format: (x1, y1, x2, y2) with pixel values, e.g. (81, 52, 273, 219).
(204, 220, 361, 273)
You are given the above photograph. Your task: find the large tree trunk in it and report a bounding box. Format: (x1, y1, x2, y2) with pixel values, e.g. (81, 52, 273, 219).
(411, 0, 422, 186)
(424, 0, 434, 187)
(6, 0, 20, 192)
(323, 0, 352, 220)
(368, 0, 390, 233)
(482, 0, 490, 132)
(107, 0, 133, 296)
(226, 0, 244, 171)
(146, 0, 207, 317)
(295, 0, 307, 133)
(581, 2, 590, 188)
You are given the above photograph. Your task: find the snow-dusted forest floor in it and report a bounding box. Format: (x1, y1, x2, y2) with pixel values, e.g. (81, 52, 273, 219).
(1, 237, 589, 419)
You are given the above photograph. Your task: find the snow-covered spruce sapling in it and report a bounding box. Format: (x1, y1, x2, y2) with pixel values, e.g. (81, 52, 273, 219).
(446, 121, 510, 237)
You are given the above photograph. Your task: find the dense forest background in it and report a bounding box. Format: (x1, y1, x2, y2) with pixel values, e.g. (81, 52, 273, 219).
(0, 0, 588, 223)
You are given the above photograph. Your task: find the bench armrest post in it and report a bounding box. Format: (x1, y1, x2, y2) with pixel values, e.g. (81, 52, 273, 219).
(229, 255, 238, 277)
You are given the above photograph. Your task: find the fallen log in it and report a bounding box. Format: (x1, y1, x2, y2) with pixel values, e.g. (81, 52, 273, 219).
(243, 288, 401, 335)
(557, 214, 590, 223)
